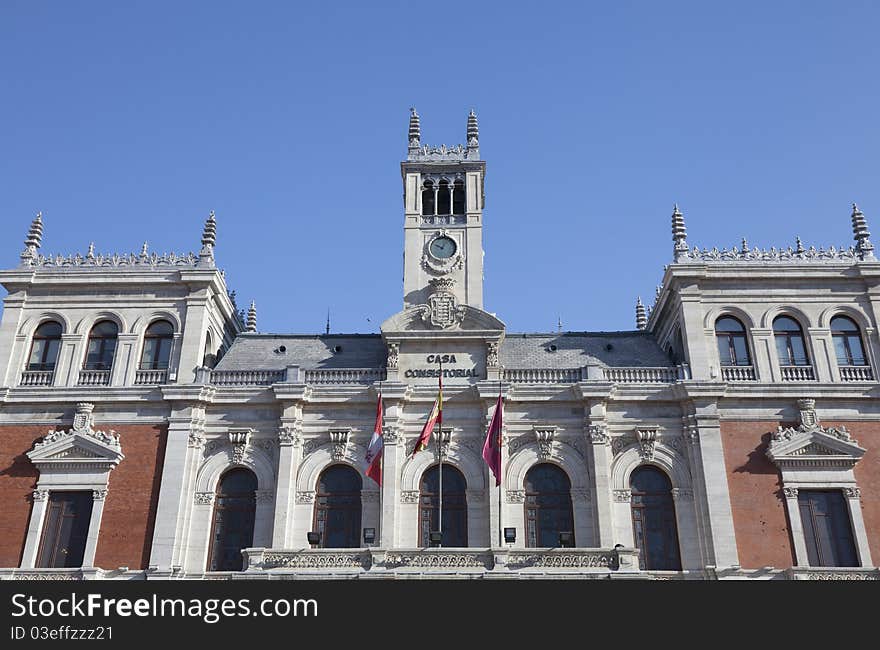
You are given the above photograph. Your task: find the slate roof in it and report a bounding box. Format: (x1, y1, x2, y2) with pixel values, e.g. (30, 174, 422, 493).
(213, 331, 671, 371)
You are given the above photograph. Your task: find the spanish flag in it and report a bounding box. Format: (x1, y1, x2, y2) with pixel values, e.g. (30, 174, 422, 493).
(413, 367, 442, 455)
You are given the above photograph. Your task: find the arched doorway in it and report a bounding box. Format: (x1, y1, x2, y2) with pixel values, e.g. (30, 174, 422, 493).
(419, 465, 467, 547)
(314, 465, 363, 548)
(630, 466, 682, 570)
(207, 468, 257, 571)
(525, 463, 574, 547)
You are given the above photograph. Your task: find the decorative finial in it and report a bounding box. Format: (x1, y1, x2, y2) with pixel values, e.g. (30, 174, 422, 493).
(671, 204, 688, 262)
(140, 241, 149, 258)
(246, 301, 257, 332)
(326, 308, 331, 336)
(467, 109, 479, 149)
(636, 297, 647, 330)
(557, 315, 562, 334)
(795, 236, 804, 255)
(741, 238, 749, 254)
(408, 107, 421, 152)
(852, 202, 875, 260)
(21, 212, 44, 266)
(87, 242, 95, 259)
(199, 210, 217, 267)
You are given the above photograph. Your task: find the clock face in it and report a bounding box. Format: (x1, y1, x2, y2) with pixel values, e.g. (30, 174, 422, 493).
(430, 236, 457, 259)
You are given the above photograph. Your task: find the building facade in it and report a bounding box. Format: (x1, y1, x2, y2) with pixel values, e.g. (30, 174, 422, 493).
(0, 110, 878, 580)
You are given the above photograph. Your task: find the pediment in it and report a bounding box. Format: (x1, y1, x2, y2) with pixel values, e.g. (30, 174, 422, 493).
(381, 305, 505, 335)
(28, 429, 124, 469)
(766, 425, 865, 469)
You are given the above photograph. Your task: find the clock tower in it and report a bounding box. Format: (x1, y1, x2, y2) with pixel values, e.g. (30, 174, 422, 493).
(401, 109, 486, 311)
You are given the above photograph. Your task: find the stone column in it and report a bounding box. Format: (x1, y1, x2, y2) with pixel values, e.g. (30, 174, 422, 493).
(578, 384, 615, 547)
(478, 384, 506, 549)
(683, 390, 740, 568)
(807, 327, 835, 382)
(174, 283, 210, 384)
(20, 490, 49, 568)
(148, 386, 212, 573)
(678, 289, 712, 380)
(112, 333, 140, 386)
(379, 383, 408, 548)
(782, 487, 809, 567)
(272, 415, 303, 548)
(57, 333, 83, 387)
(844, 487, 873, 567)
(0, 290, 26, 387)
(749, 328, 776, 382)
(82, 489, 108, 567)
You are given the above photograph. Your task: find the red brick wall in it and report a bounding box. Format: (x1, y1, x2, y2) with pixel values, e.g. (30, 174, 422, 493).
(0, 425, 46, 567)
(721, 419, 880, 569)
(720, 421, 795, 569)
(0, 423, 166, 570)
(94, 424, 167, 570)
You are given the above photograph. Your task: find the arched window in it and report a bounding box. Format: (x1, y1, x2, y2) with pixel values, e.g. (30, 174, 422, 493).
(421, 180, 435, 216)
(314, 465, 362, 548)
(140, 320, 174, 370)
(207, 468, 257, 571)
(524, 463, 574, 547)
(27, 321, 62, 371)
(202, 331, 216, 369)
(83, 320, 118, 370)
(715, 316, 751, 366)
(452, 179, 465, 215)
(419, 465, 467, 547)
(630, 466, 681, 571)
(773, 316, 810, 366)
(831, 316, 867, 367)
(437, 179, 451, 215)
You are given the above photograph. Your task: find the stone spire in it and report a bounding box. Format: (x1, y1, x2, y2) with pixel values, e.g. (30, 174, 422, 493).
(20, 212, 44, 266)
(852, 203, 875, 261)
(467, 109, 479, 154)
(408, 107, 421, 155)
(199, 210, 217, 267)
(672, 204, 689, 262)
(246, 301, 257, 332)
(636, 297, 647, 330)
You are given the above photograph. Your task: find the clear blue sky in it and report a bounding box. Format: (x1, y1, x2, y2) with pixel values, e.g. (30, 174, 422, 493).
(2, 1, 879, 334)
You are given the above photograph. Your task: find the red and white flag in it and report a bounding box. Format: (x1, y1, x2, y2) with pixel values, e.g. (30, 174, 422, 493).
(482, 393, 503, 486)
(365, 393, 384, 486)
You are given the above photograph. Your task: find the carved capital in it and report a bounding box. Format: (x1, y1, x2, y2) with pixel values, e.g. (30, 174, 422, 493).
(400, 490, 420, 504)
(613, 489, 632, 503)
(32, 489, 49, 502)
(329, 429, 351, 461)
(194, 491, 215, 505)
(296, 491, 315, 504)
(670, 488, 692, 501)
(844, 487, 861, 499)
(783, 487, 799, 499)
(588, 425, 610, 445)
(92, 489, 107, 501)
(506, 489, 526, 504)
(534, 427, 556, 460)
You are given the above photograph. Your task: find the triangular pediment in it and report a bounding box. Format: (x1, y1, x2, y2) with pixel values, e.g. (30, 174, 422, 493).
(28, 430, 125, 469)
(381, 305, 505, 335)
(766, 425, 865, 469)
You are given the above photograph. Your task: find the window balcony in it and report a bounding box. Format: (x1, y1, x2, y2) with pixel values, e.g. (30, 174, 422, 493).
(721, 365, 757, 381)
(78, 369, 111, 386)
(839, 365, 874, 382)
(780, 365, 816, 381)
(134, 368, 168, 385)
(20, 370, 55, 386)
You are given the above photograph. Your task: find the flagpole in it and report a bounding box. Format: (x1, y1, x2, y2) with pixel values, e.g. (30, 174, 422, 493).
(377, 381, 382, 548)
(437, 356, 443, 548)
(497, 378, 503, 548)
